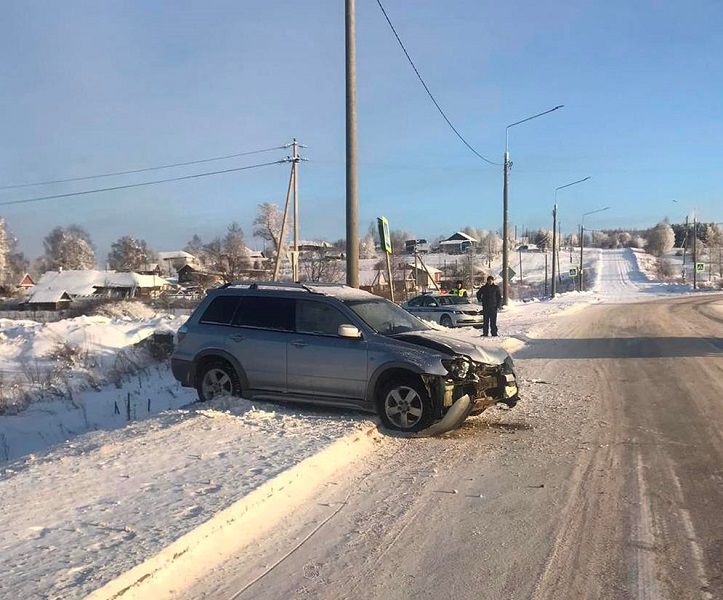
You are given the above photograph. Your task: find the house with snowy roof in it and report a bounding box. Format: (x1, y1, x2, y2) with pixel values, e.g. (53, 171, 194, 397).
(23, 270, 171, 309)
(436, 231, 478, 254)
(157, 251, 198, 276)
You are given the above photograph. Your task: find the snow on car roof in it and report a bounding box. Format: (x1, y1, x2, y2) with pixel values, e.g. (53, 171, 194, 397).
(304, 284, 376, 300)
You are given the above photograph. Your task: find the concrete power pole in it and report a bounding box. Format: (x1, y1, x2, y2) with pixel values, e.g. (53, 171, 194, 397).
(292, 139, 300, 282)
(693, 216, 697, 290)
(502, 152, 510, 304)
(345, 0, 359, 288)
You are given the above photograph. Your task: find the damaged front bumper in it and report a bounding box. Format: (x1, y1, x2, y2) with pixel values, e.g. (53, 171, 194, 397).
(419, 360, 520, 436)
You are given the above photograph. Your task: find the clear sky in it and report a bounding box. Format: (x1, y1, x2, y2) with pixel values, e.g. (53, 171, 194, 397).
(1, 0, 721, 261)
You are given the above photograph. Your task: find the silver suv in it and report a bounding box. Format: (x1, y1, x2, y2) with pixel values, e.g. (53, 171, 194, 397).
(171, 283, 519, 434)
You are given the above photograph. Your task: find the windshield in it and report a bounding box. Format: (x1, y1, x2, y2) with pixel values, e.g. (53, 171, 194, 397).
(344, 298, 430, 335)
(438, 296, 472, 305)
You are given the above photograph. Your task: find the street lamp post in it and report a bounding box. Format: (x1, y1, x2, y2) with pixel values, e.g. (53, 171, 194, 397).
(579, 207, 609, 291)
(551, 176, 591, 298)
(502, 105, 564, 305)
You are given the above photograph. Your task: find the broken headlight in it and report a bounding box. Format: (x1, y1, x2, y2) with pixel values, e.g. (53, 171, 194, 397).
(442, 356, 471, 380)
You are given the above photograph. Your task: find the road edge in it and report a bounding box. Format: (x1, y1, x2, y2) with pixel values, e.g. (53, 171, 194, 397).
(86, 424, 381, 600)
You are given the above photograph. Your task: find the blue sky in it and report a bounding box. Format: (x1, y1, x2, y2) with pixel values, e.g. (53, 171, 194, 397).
(1, 0, 721, 261)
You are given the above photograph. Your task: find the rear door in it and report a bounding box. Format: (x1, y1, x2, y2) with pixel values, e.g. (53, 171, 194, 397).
(287, 299, 368, 401)
(229, 296, 294, 393)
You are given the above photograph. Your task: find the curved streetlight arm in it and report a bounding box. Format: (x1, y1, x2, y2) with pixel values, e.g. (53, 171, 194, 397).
(581, 206, 610, 227)
(506, 105, 564, 152)
(554, 176, 591, 203)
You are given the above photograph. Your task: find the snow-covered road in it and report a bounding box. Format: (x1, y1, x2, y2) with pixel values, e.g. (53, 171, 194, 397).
(0, 249, 715, 599)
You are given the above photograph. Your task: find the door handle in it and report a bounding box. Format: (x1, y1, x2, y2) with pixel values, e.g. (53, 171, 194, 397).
(291, 340, 308, 348)
(229, 334, 245, 342)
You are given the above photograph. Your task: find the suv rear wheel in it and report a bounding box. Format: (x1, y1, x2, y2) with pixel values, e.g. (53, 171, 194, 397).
(197, 360, 241, 402)
(378, 377, 433, 432)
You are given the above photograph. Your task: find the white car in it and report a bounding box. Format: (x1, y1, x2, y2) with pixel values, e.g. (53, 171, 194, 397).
(401, 293, 484, 328)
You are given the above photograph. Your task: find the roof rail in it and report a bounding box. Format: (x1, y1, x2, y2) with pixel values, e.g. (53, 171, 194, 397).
(214, 281, 355, 295)
(215, 281, 322, 293)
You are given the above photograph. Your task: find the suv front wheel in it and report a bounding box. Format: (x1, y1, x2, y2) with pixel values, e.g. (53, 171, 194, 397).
(378, 377, 433, 432)
(197, 360, 241, 402)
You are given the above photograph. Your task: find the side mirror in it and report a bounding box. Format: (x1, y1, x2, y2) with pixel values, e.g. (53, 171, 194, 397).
(338, 324, 362, 339)
(429, 302, 438, 307)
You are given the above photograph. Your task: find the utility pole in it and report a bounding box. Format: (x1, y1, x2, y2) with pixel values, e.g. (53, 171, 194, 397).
(579, 224, 584, 291)
(693, 216, 697, 290)
(502, 152, 510, 304)
(345, 0, 359, 288)
(682, 215, 689, 266)
(272, 162, 295, 281)
(551, 176, 590, 298)
(292, 139, 300, 281)
(544, 253, 548, 296)
(551, 204, 558, 296)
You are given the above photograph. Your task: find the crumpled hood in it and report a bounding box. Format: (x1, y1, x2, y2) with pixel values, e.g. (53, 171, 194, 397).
(393, 330, 510, 365)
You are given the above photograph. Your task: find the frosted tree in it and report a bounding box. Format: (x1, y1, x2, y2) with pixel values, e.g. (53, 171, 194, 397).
(107, 236, 154, 271)
(359, 233, 377, 259)
(41, 225, 97, 271)
(481, 231, 502, 260)
(0, 218, 9, 283)
(645, 222, 675, 257)
(253, 202, 287, 257)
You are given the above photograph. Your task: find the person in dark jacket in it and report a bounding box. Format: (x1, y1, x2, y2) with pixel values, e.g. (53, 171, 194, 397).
(476, 275, 503, 336)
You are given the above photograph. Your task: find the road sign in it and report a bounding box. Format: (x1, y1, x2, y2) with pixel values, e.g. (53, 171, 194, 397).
(695, 262, 705, 273)
(377, 216, 392, 254)
(499, 267, 516, 280)
(569, 267, 578, 277)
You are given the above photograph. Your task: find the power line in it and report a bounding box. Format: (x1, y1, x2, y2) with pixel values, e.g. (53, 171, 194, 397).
(0, 160, 286, 207)
(0, 145, 287, 191)
(374, 0, 499, 166)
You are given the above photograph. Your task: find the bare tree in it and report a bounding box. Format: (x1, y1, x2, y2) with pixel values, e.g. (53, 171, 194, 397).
(299, 249, 344, 283)
(389, 229, 414, 254)
(204, 222, 251, 283)
(253, 202, 287, 257)
(481, 231, 502, 265)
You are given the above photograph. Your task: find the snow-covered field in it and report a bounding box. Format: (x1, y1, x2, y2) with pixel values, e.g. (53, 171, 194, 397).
(0, 249, 715, 599)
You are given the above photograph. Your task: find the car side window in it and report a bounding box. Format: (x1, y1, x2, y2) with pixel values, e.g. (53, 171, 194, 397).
(439, 296, 452, 306)
(232, 296, 294, 331)
(199, 295, 241, 325)
(296, 300, 349, 336)
(407, 296, 423, 307)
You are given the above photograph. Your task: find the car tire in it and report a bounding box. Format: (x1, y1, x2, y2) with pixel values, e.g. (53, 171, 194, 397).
(377, 376, 433, 432)
(197, 360, 241, 402)
(440, 314, 453, 328)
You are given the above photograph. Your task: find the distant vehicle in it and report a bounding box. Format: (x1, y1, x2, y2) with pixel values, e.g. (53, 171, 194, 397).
(171, 282, 518, 433)
(404, 239, 430, 254)
(401, 293, 484, 328)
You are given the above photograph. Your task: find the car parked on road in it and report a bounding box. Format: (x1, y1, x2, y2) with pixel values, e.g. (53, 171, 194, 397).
(171, 282, 518, 434)
(401, 293, 484, 328)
